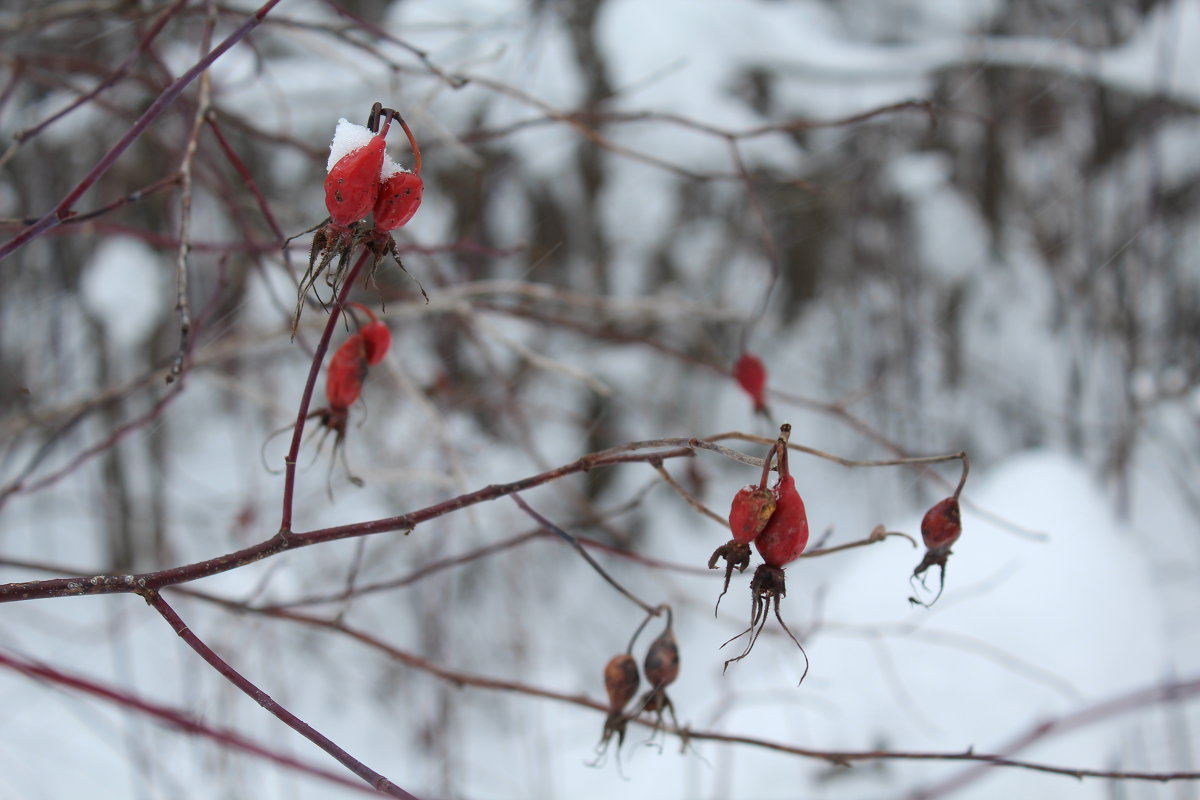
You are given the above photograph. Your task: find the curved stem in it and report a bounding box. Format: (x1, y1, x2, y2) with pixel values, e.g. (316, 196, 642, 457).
(776, 423, 792, 478)
(953, 451, 970, 499)
(510, 493, 660, 616)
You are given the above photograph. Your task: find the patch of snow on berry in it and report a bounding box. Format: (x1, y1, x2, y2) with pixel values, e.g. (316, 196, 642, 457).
(381, 151, 413, 180)
(326, 118, 375, 172)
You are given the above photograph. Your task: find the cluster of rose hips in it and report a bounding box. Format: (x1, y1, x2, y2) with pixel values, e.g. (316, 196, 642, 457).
(709, 416, 967, 677)
(293, 101, 425, 333)
(711, 423, 812, 675)
(596, 610, 680, 757)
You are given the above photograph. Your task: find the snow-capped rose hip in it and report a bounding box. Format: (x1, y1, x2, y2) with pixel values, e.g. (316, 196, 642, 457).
(293, 105, 406, 335)
(324, 130, 386, 227)
(374, 169, 423, 232)
(362, 111, 428, 301)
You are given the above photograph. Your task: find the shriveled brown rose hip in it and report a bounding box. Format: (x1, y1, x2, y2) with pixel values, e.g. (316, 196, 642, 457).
(603, 653, 639, 713)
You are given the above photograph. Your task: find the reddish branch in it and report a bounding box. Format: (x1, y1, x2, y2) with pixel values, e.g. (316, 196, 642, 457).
(0, 649, 382, 796)
(180, 590, 1200, 786)
(279, 249, 373, 532)
(0, 442, 696, 603)
(144, 592, 418, 799)
(5, 557, 1199, 786)
(0, 0, 284, 262)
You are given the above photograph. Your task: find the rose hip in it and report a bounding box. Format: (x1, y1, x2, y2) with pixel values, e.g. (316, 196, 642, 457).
(604, 653, 639, 712)
(324, 134, 386, 228)
(709, 440, 779, 610)
(729, 485, 776, 544)
(921, 497, 961, 551)
(753, 474, 809, 568)
(733, 353, 769, 414)
(597, 652, 640, 753)
(374, 170, 423, 232)
(911, 496, 964, 607)
(637, 616, 680, 731)
(721, 424, 811, 682)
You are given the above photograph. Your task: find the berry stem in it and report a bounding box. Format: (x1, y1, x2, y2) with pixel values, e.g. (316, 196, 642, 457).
(953, 451, 970, 500)
(758, 439, 776, 488)
(777, 423, 792, 478)
(279, 248, 372, 534)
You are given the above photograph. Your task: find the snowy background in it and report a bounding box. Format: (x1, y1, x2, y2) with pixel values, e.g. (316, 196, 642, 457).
(1, 0, 1199, 798)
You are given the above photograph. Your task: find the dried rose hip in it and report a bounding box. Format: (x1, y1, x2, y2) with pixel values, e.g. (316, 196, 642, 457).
(637, 619, 680, 731)
(597, 653, 640, 752)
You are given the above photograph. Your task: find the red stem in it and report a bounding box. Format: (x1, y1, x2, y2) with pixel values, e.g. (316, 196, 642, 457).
(0, 649, 381, 795)
(280, 248, 372, 533)
(777, 423, 792, 478)
(206, 114, 288, 246)
(0, 445, 697, 603)
(145, 592, 419, 799)
(10, 0, 189, 147)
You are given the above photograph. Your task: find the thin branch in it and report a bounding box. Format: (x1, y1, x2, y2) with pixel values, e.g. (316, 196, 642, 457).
(653, 462, 727, 527)
(143, 591, 419, 799)
(167, 16, 215, 384)
(0, 649, 381, 796)
(279, 248, 372, 533)
(510, 493, 660, 616)
(0, 0, 285, 262)
(175, 590, 1200, 785)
